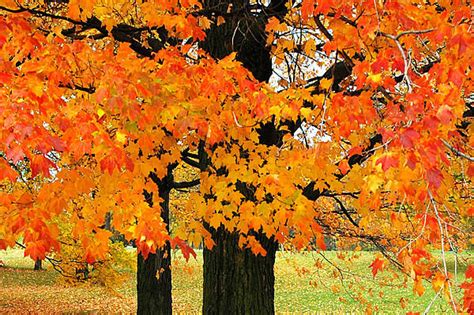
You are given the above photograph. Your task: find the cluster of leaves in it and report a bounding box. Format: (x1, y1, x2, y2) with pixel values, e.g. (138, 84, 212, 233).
(0, 0, 472, 311)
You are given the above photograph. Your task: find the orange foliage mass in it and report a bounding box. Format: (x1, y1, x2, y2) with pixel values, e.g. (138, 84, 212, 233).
(0, 0, 472, 311)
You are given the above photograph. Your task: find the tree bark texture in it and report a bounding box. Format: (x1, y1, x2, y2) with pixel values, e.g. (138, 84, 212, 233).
(203, 227, 278, 315)
(137, 172, 173, 315)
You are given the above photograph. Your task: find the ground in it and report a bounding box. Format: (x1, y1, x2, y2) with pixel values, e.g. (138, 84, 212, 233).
(0, 248, 471, 313)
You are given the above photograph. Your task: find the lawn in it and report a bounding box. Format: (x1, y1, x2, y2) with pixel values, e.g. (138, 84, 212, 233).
(0, 248, 471, 313)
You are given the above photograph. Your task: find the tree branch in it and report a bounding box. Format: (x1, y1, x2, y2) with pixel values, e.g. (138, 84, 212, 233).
(333, 196, 359, 228)
(442, 139, 474, 162)
(172, 178, 200, 189)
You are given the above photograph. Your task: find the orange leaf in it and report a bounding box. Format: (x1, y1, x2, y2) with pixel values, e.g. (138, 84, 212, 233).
(338, 160, 350, 175)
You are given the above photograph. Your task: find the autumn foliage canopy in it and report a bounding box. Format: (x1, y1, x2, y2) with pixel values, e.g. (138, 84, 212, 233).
(0, 0, 473, 312)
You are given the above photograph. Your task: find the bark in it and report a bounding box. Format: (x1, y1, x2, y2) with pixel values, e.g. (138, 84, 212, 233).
(200, 2, 288, 312)
(203, 227, 278, 314)
(34, 259, 42, 271)
(137, 171, 173, 315)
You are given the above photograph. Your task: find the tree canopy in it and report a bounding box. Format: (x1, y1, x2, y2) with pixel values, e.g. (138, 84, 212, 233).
(0, 0, 473, 312)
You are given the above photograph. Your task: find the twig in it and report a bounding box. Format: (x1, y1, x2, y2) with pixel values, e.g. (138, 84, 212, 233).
(379, 29, 434, 93)
(429, 191, 458, 314)
(423, 284, 443, 315)
(442, 139, 474, 162)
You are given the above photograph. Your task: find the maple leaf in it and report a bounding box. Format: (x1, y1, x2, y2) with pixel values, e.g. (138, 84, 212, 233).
(319, 78, 332, 91)
(414, 276, 425, 296)
(400, 128, 420, 149)
(24, 242, 46, 261)
(6, 145, 25, 163)
(426, 167, 443, 189)
(369, 257, 385, 277)
(375, 154, 399, 171)
(431, 272, 445, 292)
(338, 160, 350, 175)
(171, 237, 197, 262)
(466, 265, 474, 279)
(301, 0, 315, 20)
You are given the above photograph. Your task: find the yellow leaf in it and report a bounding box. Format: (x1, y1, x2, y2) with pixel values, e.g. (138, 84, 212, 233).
(320, 78, 332, 90)
(303, 39, 316, 56)
(31, 81, 44, 97)
(365, 174, 383, 193)
(300, 107, 312, 120)
(368, 73, 382, 84)
(198, 16, 212, 30)
(414, 276, 425, 296)
(97, 108, 105, 118)
(209, 214, 223, 228)
(116, 131, 127, 143)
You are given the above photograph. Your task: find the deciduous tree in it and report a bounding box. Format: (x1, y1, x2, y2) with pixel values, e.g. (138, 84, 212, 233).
(0, 0, 473, 313)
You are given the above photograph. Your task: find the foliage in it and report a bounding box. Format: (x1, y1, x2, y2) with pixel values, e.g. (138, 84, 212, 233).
(50, 212, 135, 288)
(0, 0, 473, 311)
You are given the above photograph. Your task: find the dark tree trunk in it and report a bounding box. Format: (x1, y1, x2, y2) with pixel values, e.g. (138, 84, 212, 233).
(203, 227, 278, 314)
(34, 259, 42, 270)
(200, 1, 288, 314)
(137, 171, 173, 315)
(200, 1, 289, 313)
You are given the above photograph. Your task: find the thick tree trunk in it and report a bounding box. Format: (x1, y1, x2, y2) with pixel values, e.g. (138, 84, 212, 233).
(200, 1, 288, 314)
(137, 173, 173, 315)
(137, 245, 172, 315)
(203, 227, 278, 314)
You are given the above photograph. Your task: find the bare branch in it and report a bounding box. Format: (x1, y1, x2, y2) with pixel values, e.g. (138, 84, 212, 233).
(172, 178, 200, 189)
(442, 139, 474, 162)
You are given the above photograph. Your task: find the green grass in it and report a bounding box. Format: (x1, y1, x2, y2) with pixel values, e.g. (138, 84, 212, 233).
(1, 248, 471, 313)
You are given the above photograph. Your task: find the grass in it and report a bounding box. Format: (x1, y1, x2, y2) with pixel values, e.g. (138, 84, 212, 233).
(1, 248, 471, 313)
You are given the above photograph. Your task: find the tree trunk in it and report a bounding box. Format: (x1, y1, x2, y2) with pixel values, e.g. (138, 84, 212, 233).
(201, 0, 287, 314)
(137, 172, 173, 315)
(137, 246, 172, 315)
(203, 227, 278, 314)
(34, 259, 42, 271)
(200, 1, 288, 313)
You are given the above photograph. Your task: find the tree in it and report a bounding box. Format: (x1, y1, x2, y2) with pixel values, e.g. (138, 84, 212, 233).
(0, 0, 473, 314)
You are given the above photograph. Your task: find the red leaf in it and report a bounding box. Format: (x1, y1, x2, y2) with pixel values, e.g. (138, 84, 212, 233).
(448, 68, 464, 88)
(467, 163, 474, 178)
(426, 167, 443, 189)
(171, 237, 196, 262)
(376, 154, 399, 171)
(369, 257, 385, 277)
(466, 265, 474, 279)
(0, 72, 12, 84)
(83, 251, 96, 265)
(0, 159, 17, 181)
(400, 128, 420, 149)
(31, 154, 55, 178)
(24, 242, 46, 261)
(6, 145, 25, 163)
(301, 0, 315, 20)
(348, 146, 363, 157)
